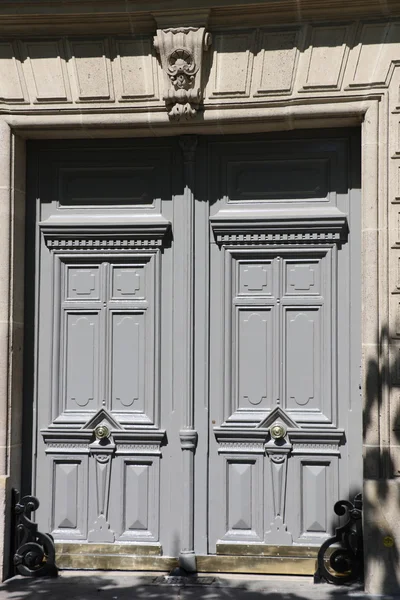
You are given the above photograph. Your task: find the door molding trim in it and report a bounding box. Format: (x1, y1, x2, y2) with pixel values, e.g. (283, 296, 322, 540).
(210, 208, 348, 246)
(41, 219, 171, 250)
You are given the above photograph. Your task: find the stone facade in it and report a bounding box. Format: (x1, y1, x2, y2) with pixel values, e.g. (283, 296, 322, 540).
(0, 0, 399, 595)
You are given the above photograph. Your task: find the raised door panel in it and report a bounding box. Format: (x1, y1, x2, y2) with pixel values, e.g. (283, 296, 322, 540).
(124, 462, 150, 531)
(108, 454, 160, 543)
(284, 260, 321, 296)
(111, 265, 145, 299)
(67, 266, 101, 300)
(285, 454, 339, 544)
(301, 462, 330, 534)
(48, 455, 88, 540)
(238, 261, 274, 296)
(215, 455, 264, 544)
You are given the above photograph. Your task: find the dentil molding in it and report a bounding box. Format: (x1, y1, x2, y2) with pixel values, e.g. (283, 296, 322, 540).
(154, 27, 211, 120)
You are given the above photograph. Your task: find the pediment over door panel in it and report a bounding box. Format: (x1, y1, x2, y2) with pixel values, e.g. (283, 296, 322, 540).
(213, 421, 344, 456)
(257, 406, 299, 430)
(82, 408, 123, 432)
(41, 218, 171, 251)
(210, 208, 348, 246)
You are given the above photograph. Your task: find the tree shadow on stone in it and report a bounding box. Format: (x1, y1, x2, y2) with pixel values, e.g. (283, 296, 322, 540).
(362, 325, 400, 594)
(0, 572, 371, 600)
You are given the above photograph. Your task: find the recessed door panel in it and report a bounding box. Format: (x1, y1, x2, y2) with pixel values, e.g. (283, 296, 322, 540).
(64, 312, 100, 412)
(237, 307, 274, 410)
(110, 312, 144, 412)
(285, 308, 321, 410)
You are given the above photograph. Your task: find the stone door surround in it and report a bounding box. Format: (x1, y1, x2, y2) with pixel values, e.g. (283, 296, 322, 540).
(0, 6, 397, 594)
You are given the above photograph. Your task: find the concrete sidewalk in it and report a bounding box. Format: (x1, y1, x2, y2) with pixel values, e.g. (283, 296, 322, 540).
(0, 572, 397, 600)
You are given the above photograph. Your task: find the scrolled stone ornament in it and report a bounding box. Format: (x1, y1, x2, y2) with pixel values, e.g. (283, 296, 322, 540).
(154, 27, 211, 121)
(13, 490, 58, 577)
(167, 48, 198, 90)
(314, 493, 363, 585)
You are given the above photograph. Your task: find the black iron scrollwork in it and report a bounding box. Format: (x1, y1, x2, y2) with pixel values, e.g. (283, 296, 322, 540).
(13, 489, 58, 577)
(315, 493, 363, 585)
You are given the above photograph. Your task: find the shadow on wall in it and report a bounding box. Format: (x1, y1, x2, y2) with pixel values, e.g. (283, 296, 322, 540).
(363, 325, 400, 594)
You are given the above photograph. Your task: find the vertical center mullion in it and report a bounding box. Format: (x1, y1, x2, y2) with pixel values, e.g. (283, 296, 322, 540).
(100, 261, 109, 410)
(276, 255, 283, 409)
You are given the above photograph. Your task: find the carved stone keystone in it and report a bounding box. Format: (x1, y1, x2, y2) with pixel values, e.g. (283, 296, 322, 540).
(154, 27, 211, 121)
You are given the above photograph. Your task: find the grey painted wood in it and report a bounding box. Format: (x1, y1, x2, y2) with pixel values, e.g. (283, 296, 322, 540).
(25, 130, 361, 565)
(30, 140, 179, 551)
(208, 131, 361, 551)
(175, 136, 198, 572)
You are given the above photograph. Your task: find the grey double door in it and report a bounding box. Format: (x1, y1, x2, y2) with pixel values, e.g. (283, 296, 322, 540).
(27, 130, 361, 565)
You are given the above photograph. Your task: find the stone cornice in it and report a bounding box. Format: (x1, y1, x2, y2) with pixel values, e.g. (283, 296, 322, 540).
(0, 19, 397, 113)
(0, 1, 399, 35)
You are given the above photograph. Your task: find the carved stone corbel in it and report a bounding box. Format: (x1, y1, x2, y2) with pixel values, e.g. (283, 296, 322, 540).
(154, 27, 211, 121)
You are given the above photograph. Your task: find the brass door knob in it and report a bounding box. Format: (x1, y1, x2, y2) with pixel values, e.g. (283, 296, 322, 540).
(94, 424, 110, 440)
(270, 424, 286, 440)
